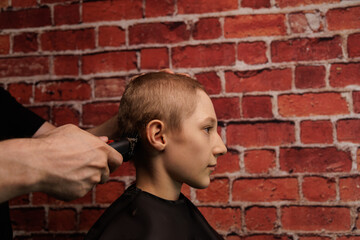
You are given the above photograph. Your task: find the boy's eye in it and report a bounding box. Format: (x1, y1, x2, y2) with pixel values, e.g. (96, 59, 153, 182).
(204, 127, 212, 134)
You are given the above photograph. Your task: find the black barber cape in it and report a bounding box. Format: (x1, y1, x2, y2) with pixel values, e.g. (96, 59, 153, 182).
(0, 87, 45, 240)
(85, 185, 224, 240)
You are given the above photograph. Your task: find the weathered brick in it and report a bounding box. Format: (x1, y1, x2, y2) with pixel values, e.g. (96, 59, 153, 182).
(232, 178, 299, 202)
(0, 35, 10, 54)
(140, 48, 169, 69)
(82, 51, 137, 74)
(225, 69, 292, 93)
(242, 95, 273, 118)
(237, 41, 268, 65)
(339, 177, 360, 201)
(302, 177, 336, 201)
(327, 6, 360, 31)
(288, 13, 309, 33)
(245, 207, 277, 231)
(172, 43, 235, 68)
(178, 0, 238, 14)
(52, 105, 80, 126)
(244, 149, 276, 173)
(0, 7, 51, 29)
(0, 57, 49, 78)
(41, 29, 95, 51)
(241, 0, 271, 8)
(54, 3, 80, 25)
(32, 191, 92, 205)
(199, 207, 241, 232)
(337, 119, 360, 143)
(83, 0, 142, 22)
(54, 55, 79, 76)
(214, 150, 240, 174)
(271, 36, 342, 62)
(13, 32, 38, 53)
(145, 0, 174, 17)
(99, 26, 126, 47)
(9, 194, 30, 206)
(95, 180, 125, 204)
(10, 208, 45, 231)
(280, 147, 352, 173)
(348, 33, 360, 58)
(281, 206, 350, 231)
(193, 18, 222, 40)
(227, 121, 295, 147)
(195, 72, 222, 95)
(82, 102, 119, 126)
(110, 161, 136, 177)
(278, 93, 349, 117)
(329, 63, 360, 87)
(7, 83, 33, 104)
(353, 91, 360, 113)
(94, 77, 126, 98)
(35, 81, 91, 102)
(300, 120, 333, 144)
(225, 14, 286, 38)
(0, 0, 8, 8)
(276, 0, 339, 7)
(295, 65, 326, 89)
(338, 236, 360, 240)
(212, 97, 240, 120)
(196, 178, 229, 203)
(48, 208, 76, 231)
(79, 208, 105, 230)
(241, 235, 292, 240)
(298, 237, 332, 240)
(28, 106, 50, 121)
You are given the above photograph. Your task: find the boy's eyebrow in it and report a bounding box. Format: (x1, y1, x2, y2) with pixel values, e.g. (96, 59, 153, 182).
(200, 117, 217, 125)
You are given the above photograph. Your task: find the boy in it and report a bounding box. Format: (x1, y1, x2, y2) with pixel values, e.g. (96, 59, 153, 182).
(86, 72, 227, 240)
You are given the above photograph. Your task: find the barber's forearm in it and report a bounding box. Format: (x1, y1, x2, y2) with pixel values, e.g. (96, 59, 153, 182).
(87, 115, 119, 139)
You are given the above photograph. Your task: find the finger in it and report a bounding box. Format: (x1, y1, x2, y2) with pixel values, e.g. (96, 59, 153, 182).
(99, 136, 108, 142)
(104, 144, 123, 172)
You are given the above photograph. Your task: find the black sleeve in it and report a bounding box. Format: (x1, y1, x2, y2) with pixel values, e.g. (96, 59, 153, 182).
(0, 87, 45, 140)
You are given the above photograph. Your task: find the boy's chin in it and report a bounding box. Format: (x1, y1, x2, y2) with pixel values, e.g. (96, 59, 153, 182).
(187, 179, 211, 189)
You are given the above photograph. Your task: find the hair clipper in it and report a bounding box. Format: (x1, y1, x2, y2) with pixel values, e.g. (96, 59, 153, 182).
(107, 137, 138, 162)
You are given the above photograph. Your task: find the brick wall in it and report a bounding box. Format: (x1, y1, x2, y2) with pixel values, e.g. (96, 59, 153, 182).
(1, 0, 360, 239)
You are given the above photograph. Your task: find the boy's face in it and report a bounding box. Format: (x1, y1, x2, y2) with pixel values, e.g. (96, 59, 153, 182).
(163, 90, 227, 189)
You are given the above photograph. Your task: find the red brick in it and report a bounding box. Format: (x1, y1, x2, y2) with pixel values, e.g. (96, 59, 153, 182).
(327, 6, 360, 31)
(232, 178, 299, 202)
(79, 208, 105, 230)
(338, 237, 360, 240)
(178, 0, 238, 14)
(41, 29, 95, 51)
(181, 184, 191, 199)
(110, 161, 136, 177)
(358, 148, 360, 171)
(140, 48, 169, 69)
(0, 0, 8, 8)
(295, 65, 326, 89)
(54, 55, 79, 76)
(298, 237, 332, 240)
(214, 150, 240, 174)
(242, 95, 273, 118)
(244, 149, 276, 174)
(29, 106, 50, 121)
(35, 81, 91, 102)
(241, 235, 292, 240)
(278, 93, 349, 117)
(130, 22, 190, 45)
(337, 119, 360, 143)
(241, 0, 271, 8)
(83, 0, 142, 22)
(193, 18, 221, 40)
(82, 102, 119, 126)
(225, 14, 286, 38)
(10, 208, 45, 231)
(95, 77, 126, 98)
(353, 91, 360, 113)
(199, 207, 241, 232)
(245, 207, 277, 231)
(145, 0, 174, 17)
(32, 191, 92, 205)
(195, 72, 222, 95)
(212, 97, 240, 120)
(82, 51, 137, 74)
(172, 43, 235, 68)
(281, 206, 350, 231)
(280, 147, 352, 173)
(0, 57, 49, 77)
(0, 7, 51, 29)
(13, 32, 38, 53)
(276, 0, 339, 7)
(300, 120, 333, 144)
(95, 180, 125, 204)
(7, 82, 33, 104)
(237, 41, 268, 65)
(99, 26, 126, 47)
(12, 0, 37, 7)
(225, 69, 292, 93)
(271, 36, 342, 62)
(330, 63, 360, 87)
(0, 35, 10, 54)
(196, 178, 229, 203)
(348, 33, 360, 58)
(227, 121, 295, 147)
(9, 194, 30, 206)
(41, 0, 73, 3)
(302, 177, 336, 201)
(52, 105, 80, 126)
(48, 208, 76, 231)
(54, 3, 80, 26)
(338, 176, 360, 201)
(288, 13, 308, 33)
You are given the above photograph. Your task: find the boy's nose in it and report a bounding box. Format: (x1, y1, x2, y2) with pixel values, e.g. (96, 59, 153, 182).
(214, 133, 227, 157)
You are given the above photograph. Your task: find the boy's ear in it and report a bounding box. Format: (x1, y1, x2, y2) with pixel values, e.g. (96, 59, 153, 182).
(146, 120, 166, 151)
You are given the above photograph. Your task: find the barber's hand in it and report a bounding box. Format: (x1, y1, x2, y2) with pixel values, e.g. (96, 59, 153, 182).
(34, 124, 123, 201)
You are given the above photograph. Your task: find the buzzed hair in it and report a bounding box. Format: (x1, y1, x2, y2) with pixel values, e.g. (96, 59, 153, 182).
(118, 72, 205, 140)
